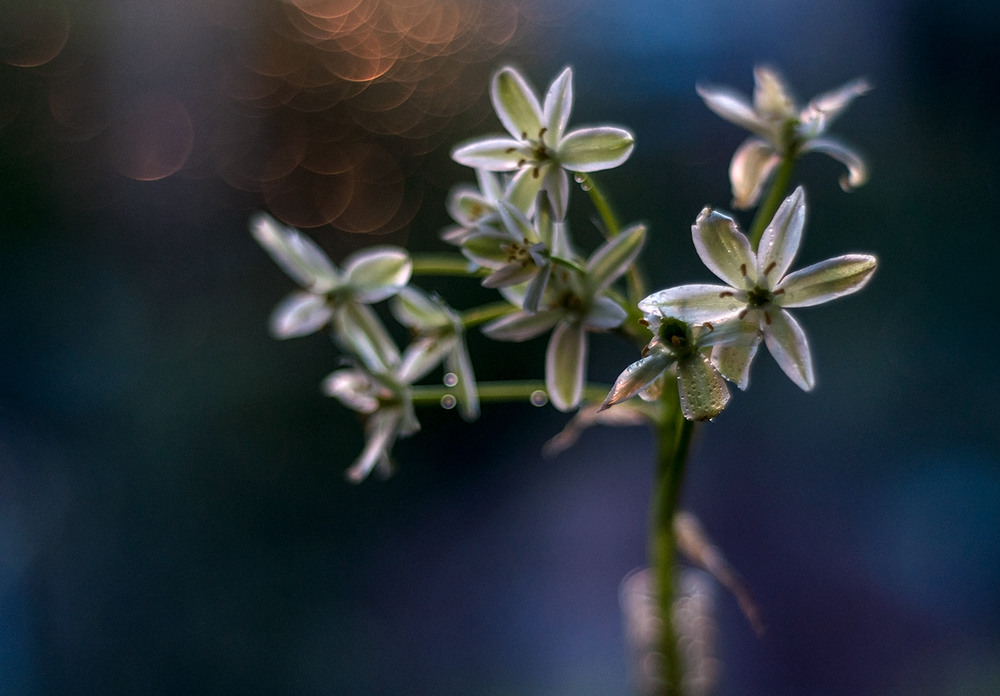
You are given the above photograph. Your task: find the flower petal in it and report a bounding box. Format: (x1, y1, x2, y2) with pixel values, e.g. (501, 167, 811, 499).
(601, 350, 675, 411)
(322, 368, 379, 413)
(345, 409, 401, 483)
(757, 186, 805, 283)
(676, 354, 731, 421)
(542, 66, 573, 139)
(399, 335, 453, 384)
(638, 284, 746, 324)
(586, 223, 647, 292)
(557, 126, 635, 172)
(251, 213, 339, 292)
(482, 262, 538, 290)
(334, 302, 400, 373)
(461, 230, 515, 268)
(800, 77, 871, 136)
(391, 286, 447, 329)
(522, 260, 552, 313)
(482, 309, 560, 342)
(451, 137, 526, 170)
(546, 321, 586, 411)
(585, 295, 627, 329)
(543, 165, 570, 221)
(692, 208, 756, 289)
(269, 291, 333, 339)
(445, 334, 479, 421)
(763, 308, 815, 391)
(711, 339, 761, 390)
(800, 136, 869, 191)
(507, 165, 546, 215)
(752, 65, 796, 121)
(729, 137, 780, 210)
(696, 83, 769, 138)
(343, 246, 412, 303)
(776, 253, 877, 307)
(492, 67, 543, 140)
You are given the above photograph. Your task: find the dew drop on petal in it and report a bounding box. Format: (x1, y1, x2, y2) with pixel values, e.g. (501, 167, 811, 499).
(443, 372, 458, 387)
(573, 173, 591, 191)
(530, 390, 548, 407)
(440, 394, 457, 410)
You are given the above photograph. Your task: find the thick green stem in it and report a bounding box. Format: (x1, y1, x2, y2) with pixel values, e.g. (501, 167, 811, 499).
(411, 253, 484, 277)
(410, 381, 610, 406)
(459, 301, 517, 329)
(746, 153, 796, 251)
(650, 383, 694, 695)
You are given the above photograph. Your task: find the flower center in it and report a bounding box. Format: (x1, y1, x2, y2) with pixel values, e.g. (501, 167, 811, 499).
(746, 285, 773, 308)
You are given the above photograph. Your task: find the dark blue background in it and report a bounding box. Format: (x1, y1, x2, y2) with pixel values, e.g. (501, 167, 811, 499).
(2, 0, 999, 694)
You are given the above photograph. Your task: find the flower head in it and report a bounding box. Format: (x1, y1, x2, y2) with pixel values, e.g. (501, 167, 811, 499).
(451, 66, 635, 220)
(698, 66, 870, 208)
(638, 187, 877, 391)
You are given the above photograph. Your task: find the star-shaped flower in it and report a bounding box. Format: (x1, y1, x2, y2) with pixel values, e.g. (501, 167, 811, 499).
(482, 223, 646, 411)
(451, 66, 635, 220)
(698, 66, 870, 208)
(637, 187, 877, 391)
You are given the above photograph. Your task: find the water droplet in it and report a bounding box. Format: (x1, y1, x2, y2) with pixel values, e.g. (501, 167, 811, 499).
(440, 394, 457, 410)
(443, 372, 458, 387)
(530, 390, 548, 407)
(574, 173, 591, 191)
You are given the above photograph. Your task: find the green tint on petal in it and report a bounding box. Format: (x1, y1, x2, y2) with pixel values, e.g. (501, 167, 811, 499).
(335, 302, 400, 373)
(586, 223, 646, 292)
(729, 137, 780, 210)
(482, 309, 560, 342)
(711, 340, 760, 390)
(451, 137, 525, 170)
(558, 127, 635, 172)
(343, 247, 412, 303)
(461, 230, 515, 268)
(638, 284, 745, 325)
(676, 354, 731, 421)
(585, 296, 627, 330)
(762, 308, 814, 391)
(507, 167, 546, 218)
(269, 292, 333, 339)
(492, 67, 543, 140)
(543, 66, 573, 139)
(757, 187, 805, 282)
(546, 322, 586, 411)
(446, 334, 480, 421)
(601, 350, 674, 411)
(777, 254, 877, 307)
(691, 208, 755, 288)
(251, 213, 340, 292)
(391, 286, 447, 330)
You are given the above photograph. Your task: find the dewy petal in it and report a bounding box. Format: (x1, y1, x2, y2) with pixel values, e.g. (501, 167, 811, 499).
(343, 246, 412, 303)
(546, 321, 586, 411)
(451, 137, 526, 170)
(638, 284, 746, 324)
(557, 127, 635, 172)
(269, 291, 333, 339)
(696, 83, 769, 138)
(800, 137, 869, 191)
(676, 354, 731, 422)
(492, 67, 543, 140)
(776, 254, 877, 307)
(691, 208, 756, 289)
(711, 340, 760, 390)
(757, 187, 805, 283)
(543, 66, 573, 140)
(729, 137, 780, 210)
(763, 308, 815, 391)
(586, 223, 647, 293)
(251, 213, 340, 292)
(601, 350, 675, 411)
(482, 309, 560, 342)
(585, 295, 627, 329)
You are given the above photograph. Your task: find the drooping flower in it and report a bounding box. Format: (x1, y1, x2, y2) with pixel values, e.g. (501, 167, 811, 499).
(698, 66, 870, 208)
(638, 187, 877, 391)
(251, 213, 411, 367)
(451, 66, 635, 220)
(483, 223, 646, 411)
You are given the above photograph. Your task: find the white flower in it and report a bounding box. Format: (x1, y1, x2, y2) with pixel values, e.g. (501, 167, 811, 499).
(638, 187, 877, 391)
(483, 223, 646, 411)
(440, 169, 511, 246)
(451, 66, 635, 220)
(251, 213, 411, 368)
(698, 66, 870, 208)
(601, 316, 759, 422)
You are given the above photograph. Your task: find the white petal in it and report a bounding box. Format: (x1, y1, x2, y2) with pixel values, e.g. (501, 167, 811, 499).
(557, 127, 635, 172)
(585, 223, 646, 292)
(543, 166, 570, 222)
(800, 77, 871, 135)
(343, 246, 412, 303)
(763, 308, 815, 391)
(757, 187, 805, 283)
(543, 66, 573, 140)
(711, 339, 761, 390)
(334, 302, 400, 373)
(482, 309, 560, 342)
(692, 208, 756, 289)
(585, 295, 627, 329)
(546, 322, 586, 411)
(638, 284, 746, 324)
(451, 137, 526, 170)
(391, 286, 448, 330)
(482, 262, 538, 290)
(676, 355, 731, 422)
(507, 165, 546, 215)
(269, 292, 333, 339)
(345, 409, 401, 483)
(322, 368, 378, 413)
(251, 213, 340, 292)
(445, 334, 479, 421)
(399, 336, 453, 384)
(800, 136, 869, 191)
(729, 138, 780, 210)
(492, 67, 543, 140)
(601, 350, 675, 411)
(696, 83, 770, 139)
(776, 254, 877, 307)
(752, 66, 796, 121)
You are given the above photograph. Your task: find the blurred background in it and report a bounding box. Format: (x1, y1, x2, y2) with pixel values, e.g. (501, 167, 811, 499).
(2, 0, 999, 694)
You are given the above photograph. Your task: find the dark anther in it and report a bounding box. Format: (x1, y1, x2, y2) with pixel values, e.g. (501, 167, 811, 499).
(763, 261, 776, 275)
(720, 290, 734, 298)
(763, 311, 772, 325)
(740, 263, 748, 276)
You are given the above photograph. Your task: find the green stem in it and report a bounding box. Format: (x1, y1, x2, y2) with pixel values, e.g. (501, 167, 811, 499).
(650, 384, 694, 696)
(411, 253, 484, 277)
(746, 153, 796, 252)
(410, 381, 610, 406)
(459, 301, 517, 329)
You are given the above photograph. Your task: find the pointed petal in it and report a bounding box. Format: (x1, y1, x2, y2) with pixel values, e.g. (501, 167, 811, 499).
(711, 338, 761, 390)
(445, 335, 480, 421)
(543, 66, 573, 139)
(729, 137, 780, 209)
(461, 230, 515, 268)
(586, 223, 647, 292)
(800, 136, 869, 191)
(269, 292, 333, 339)
(496, 198, 536, 241)
(522, 261, 552, 313)
(451, 137, 526, 171)
(763, 308, 815, 391)
(492, 67, 543, 140)
(481, 262, 537, 289)
(546, 322, 586, 411)
(334, 302, 400, 373)
(251, 213, 339, 292)
(638, 284, 746, 324)
(601, 351, 675, 410)
(447, 185, 495, 227)
(676, 355, 731, 421)
(585, 295, 627, 329)
(543, 165, 570, 221)
(692, 208, 756, 289)
(507, 166, 546, 215)
(757, 187, 805, 283)
(399, 335, 453, 384)
(557, 127, 635, 172)
(391, 286, 447, 329)
(322, 368, 379, 413)
(482, 309, 560, 342)
(776, 253, 877, 307)
(343, 246, 412, 303)
(801, 77, 871, 135)
(345, 409, 401, 483)
(696, 83, 770, 138)
(752, 65, 796, 120)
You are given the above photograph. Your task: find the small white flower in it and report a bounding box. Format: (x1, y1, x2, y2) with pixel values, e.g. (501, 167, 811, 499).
(638, 187, 877, 391)
(483, 223, 646, 411)
(451, 66, 635, 220)
(698, 66, 870, 208)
